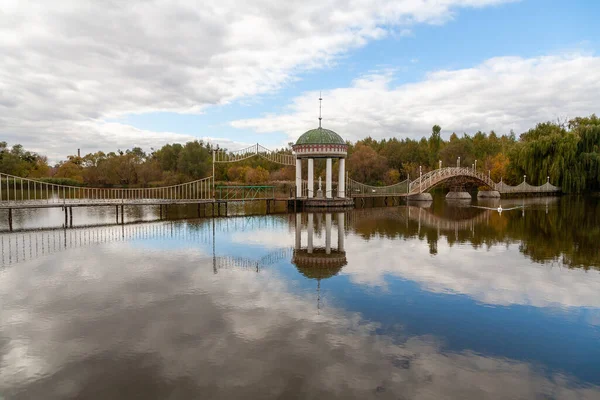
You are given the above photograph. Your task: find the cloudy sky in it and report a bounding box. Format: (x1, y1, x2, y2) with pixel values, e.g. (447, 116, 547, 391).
(1, 0, 599, 161)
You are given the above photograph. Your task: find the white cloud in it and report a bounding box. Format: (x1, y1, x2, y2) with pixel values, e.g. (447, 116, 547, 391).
(232, 53, 600, 142)
(9, 119, 252, 162)
(0, 0, 515, 160)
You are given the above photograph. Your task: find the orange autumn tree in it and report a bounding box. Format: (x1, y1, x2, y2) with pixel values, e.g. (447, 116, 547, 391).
(489, 153, 510, 182)
(347, 143, 388, 185)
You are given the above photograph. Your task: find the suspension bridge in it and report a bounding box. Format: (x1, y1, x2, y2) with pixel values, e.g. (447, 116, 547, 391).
(1, 142, 560, 229)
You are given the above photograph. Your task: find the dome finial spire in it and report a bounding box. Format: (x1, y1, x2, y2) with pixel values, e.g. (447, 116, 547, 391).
(318, 91, 322, 128)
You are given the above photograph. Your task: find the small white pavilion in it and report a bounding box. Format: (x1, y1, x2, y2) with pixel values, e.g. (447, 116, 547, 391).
(292, 98, 348, 199)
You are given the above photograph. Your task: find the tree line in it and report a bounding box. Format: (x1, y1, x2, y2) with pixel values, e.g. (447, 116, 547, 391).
(1, 114, 598, 192)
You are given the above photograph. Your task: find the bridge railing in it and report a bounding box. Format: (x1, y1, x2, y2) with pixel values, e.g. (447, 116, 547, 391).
(0, 172, 214, 206)
(347, 178, 410, 196)
(213, 144, 258, 163)
(214, 144, 295, 166)
(409, 167, 496, 193)
(256, 144, 295, 166)
(407, 167, 561, 194)
(496, 181, 560, 193)
(215, 185, 276, 201)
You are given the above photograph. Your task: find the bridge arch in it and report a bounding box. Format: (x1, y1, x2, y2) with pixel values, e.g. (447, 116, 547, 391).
(409, 167, 497, 194)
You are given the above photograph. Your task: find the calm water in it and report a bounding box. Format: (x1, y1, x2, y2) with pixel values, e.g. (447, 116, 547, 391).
(1, 196, 599, 399)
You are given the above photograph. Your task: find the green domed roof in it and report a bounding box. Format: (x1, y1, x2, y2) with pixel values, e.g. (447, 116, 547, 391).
(295, 127, 345, 145)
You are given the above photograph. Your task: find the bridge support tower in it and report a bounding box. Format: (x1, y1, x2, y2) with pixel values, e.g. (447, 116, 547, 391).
(446, 184, 471, 201)
(477, 190, 501, 198)
(409, 193, 433, 201)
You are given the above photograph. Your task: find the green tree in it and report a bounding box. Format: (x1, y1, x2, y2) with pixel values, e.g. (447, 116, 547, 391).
(177, 141, 211, 178)
(0, 142, 50, 177)
(509, 122, 582, 191)
(428, 125, 442, 167)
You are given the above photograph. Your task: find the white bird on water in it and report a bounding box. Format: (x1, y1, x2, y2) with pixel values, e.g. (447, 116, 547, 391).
(472, 205, 523, 214)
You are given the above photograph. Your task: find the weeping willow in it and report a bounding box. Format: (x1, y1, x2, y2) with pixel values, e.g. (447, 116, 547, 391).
(509, 115, 600, 193)
(575, 116, 600, 192)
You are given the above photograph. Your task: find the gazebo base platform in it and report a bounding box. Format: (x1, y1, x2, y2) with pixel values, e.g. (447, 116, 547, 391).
(288, 197, 354, 211)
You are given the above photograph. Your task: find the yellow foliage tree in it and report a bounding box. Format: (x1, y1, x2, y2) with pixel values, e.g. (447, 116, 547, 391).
(489, 153, 510, 182)
(383, 168, 401, 185)
(54, 161, 84, 183)
(244, 166, 269, 183)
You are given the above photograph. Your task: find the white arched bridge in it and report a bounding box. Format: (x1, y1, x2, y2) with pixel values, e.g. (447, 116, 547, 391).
(1, 142, 559, 222)
(347, 166, 559, 197)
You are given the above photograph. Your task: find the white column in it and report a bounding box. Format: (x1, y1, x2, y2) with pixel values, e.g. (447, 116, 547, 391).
(325, 213, 332, 254)
(295, 213, 301, 249)
(326, 158, 332, 199)
(308, 158, 314, 198)
(337, 212, 344, 252)
(338, 158, 345, 198)
(295, 158, 302, 197)
(307, 213, 314, 254)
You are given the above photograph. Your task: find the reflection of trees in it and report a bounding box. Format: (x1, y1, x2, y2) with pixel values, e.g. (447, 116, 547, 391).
(514, 197, 600, 269)
(348, 197, 600, 270)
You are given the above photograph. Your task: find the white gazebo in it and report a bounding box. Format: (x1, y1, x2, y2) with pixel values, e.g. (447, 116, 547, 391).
(292, 124, 347, 200)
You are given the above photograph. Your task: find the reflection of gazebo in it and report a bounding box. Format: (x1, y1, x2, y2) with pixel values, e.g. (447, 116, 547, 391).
(293, 213, 345, 255)
(292, 212, 347, 310)
(292, 97, 352, 208)
(293, 248, 347, 280)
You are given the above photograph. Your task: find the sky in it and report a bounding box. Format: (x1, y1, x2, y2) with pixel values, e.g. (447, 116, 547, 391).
(1, 0, 599, 161)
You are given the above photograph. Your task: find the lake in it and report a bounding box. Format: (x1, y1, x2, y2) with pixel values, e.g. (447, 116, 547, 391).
(1, 195, 599, 399)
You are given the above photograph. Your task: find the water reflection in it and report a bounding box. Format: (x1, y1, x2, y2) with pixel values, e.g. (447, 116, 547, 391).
(0, 200, 287, 232)
(1, 198, 600, 399)
(0, 218, 293, 272)
(350, 196, 599, 269)
(291, 213, 347, 312)
(293, 213, 346, 274)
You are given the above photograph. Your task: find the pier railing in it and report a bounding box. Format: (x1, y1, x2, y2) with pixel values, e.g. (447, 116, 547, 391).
(215, 185, 276, 201)
(0, 173, 214, 206)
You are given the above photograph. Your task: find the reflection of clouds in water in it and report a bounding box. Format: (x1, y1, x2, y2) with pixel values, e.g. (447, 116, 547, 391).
(4, 205, 162, 231)
(231, 229, 600, 309)
(230, 229, 293, 249)
(1, 246, 598, 399)
(343, 236, 600, 309)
